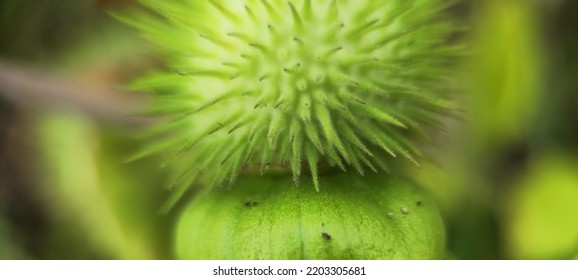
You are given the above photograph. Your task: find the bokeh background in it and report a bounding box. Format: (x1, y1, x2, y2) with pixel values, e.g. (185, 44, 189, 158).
(0, 0, 577, 259)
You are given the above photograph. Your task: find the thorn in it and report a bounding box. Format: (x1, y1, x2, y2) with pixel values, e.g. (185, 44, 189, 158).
(208, 123, 224, 135)
(288, 1, 303, 28)
(249, 43, 267, 52)
(174, 69, 190, 76)
(324, 46, 343, 59)
(408, 156, 421, 167)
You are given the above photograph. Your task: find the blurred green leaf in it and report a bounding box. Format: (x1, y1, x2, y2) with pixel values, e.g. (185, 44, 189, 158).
(36, 113, 171, 259)
(503, 154, 578, 259)
(469, 0, 542, 147)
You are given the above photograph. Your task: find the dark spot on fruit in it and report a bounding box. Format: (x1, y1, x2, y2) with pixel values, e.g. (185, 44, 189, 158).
(321, 223, 325, 227)
(244, 201, 258, 207)
(416, 201, 423, 206)
(321, 232, 331, 240)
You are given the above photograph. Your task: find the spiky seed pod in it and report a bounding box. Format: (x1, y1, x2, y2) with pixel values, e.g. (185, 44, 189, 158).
(176, 172, 445, 259)
(119, 0, 461, 198)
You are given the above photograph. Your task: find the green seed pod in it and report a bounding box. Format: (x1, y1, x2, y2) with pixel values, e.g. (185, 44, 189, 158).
(118, 0, 461, 199)
(176, 172, 444, 259)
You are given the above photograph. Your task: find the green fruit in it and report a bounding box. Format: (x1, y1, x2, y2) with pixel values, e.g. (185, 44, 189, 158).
(119, 0, 462, 198)
(175, 172, 444, 259)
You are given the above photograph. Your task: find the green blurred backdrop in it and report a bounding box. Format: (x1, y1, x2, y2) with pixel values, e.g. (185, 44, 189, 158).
(1, 0, 577, 259)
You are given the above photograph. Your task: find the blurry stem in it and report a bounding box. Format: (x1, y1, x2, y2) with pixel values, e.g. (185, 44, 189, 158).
(0, 61, 153, 126)
(38, 114, 158, 259)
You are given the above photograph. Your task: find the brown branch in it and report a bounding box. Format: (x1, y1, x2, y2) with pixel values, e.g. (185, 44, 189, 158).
(0, 61, 154, 126)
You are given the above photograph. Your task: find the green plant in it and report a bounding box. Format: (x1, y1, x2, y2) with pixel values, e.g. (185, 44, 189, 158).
(176, 172, 444, 259)
(119, 0, 461, 259)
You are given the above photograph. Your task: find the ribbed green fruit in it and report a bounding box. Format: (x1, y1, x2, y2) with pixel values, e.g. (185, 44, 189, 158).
(175, 172, 444, 259)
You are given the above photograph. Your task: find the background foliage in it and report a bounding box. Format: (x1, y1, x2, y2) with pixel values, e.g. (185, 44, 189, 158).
(0, 0, 577, 259)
